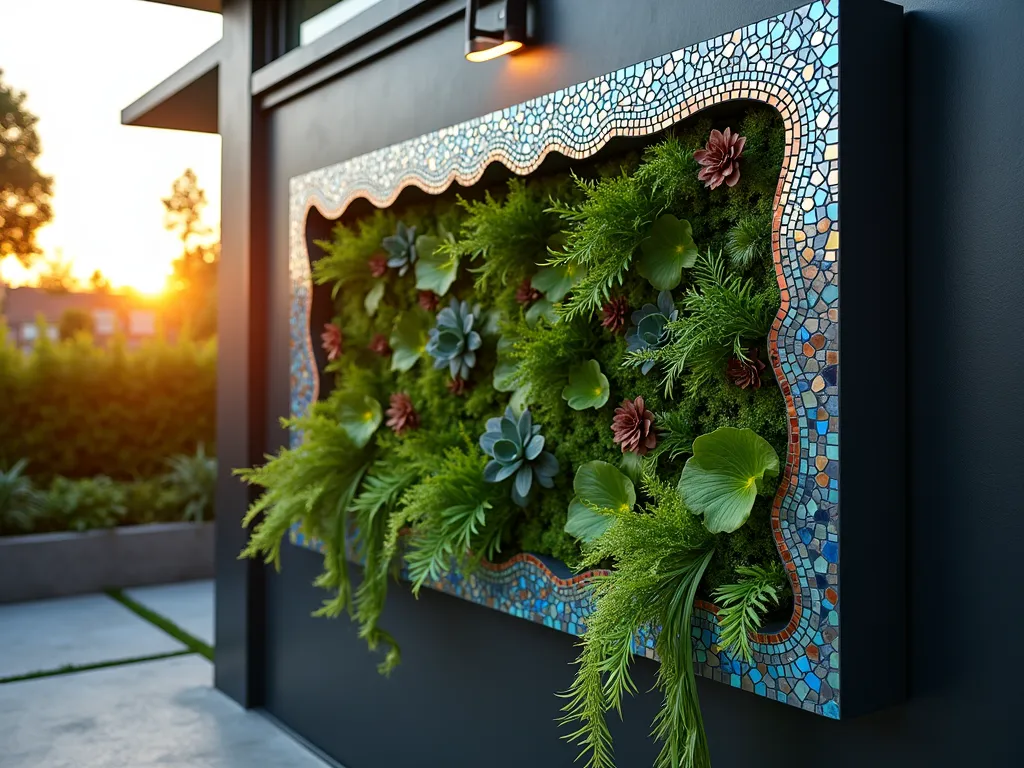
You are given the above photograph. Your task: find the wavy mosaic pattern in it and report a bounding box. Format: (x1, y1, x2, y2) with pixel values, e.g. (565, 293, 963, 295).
(289, 0, 841, 718)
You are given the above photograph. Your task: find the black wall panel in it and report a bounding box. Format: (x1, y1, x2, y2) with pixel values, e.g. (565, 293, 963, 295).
(258, 1, 1024, 765)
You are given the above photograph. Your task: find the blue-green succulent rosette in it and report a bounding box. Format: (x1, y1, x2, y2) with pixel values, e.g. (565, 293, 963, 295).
(426, 298, 482, 380)
(382, 221, 418, 276)
(480, 407, 560, 507)
(626, 290, 679, 374)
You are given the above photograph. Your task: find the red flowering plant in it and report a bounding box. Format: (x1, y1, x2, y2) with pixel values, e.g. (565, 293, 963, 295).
(694, 127, 746, 189)
(320, 323, 343, 362)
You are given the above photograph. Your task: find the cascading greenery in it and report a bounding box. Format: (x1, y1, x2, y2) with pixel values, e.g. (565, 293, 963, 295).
(240, 104, 793, 766)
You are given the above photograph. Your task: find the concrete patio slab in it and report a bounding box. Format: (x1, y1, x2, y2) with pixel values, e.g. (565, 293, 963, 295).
(0, 594, 185, 679)
(124, 579, 214, 646)
(0, 654, 329, 768)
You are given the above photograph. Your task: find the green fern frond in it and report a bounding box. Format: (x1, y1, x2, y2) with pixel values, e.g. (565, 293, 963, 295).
(237, 396, 373, 622)
(712, 563, 786, 663)
(393, 445, 514, 595)
(650, 410, 694, 463)
(559, 474, 715, 768)
(550, 138, 696, 321)
(346, 463, 420, 675)
(726, 213, 771, 271)
(443, 179, 556, 291)
(505, 314, 594, 395)
(626, 252, 777, 396)
(313, 209, 395, 298)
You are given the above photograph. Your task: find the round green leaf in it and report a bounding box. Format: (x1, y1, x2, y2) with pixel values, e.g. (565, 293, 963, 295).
(493, 336, 519, 393)
(337, 393, 383, 449)
(561, 359, 610, 410)
(414, 235, 459, 296)
(637, 214, 699, 291)
(565, 497, 614, 543)
(531, 265, 576, 302)
(510, 383, 533, 413)
(677, 427, 780, 534)
(525, 298, 558, 327)
(619, 452, 644, 484)
(573, 460, 636, 514)
(389, 311, 431, 373)
(363, 282, 385, 317)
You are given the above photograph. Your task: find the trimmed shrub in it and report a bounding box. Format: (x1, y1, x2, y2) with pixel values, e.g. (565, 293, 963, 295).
(0, 324, 216, 480)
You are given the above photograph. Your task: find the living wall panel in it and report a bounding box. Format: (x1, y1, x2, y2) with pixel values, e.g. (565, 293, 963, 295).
(278, 0, 903, 722)
(239, 0, 1024, 766)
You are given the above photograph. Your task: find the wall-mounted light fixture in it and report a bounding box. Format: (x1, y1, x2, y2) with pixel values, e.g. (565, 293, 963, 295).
(465, 0, 527, 63)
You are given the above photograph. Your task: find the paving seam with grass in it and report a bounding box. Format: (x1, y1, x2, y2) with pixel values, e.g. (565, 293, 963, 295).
(0, 649, 194, 685)
(105, 588, 214, 660)
(0, 589, 213, 685)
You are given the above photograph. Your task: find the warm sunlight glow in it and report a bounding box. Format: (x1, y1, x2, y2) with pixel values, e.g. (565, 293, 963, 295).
(0, 0, 222, 295)
(466, 40, 523, 63)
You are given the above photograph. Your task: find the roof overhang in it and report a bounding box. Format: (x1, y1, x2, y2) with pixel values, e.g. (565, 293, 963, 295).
(137, 0, 221, 12)
(121, 40, 221, 134)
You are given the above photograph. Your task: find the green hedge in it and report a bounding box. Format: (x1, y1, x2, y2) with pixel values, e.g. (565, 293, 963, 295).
(0, 325, 216, 480)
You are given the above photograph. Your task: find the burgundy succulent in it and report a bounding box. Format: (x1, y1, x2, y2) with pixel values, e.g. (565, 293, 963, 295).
(368, 333, 392, 357)
(516, 278, 542, 306)
(418, 290, 440, 312)
(694, 127, 746, 189)
(321, 323, 343, 362)
(385, 393, 420, 436)
(611, 396, 657, 456)
(368, 252, 389, 278)
(600, 296, 630, 335)
(447, 376, 473, 397)
(726, 348, 766, 390)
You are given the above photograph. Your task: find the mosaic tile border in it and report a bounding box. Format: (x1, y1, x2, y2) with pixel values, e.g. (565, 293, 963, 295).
(288, 0, 842, 718)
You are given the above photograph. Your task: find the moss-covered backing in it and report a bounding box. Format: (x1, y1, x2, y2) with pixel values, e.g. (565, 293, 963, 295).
(305, 104, 788, 597)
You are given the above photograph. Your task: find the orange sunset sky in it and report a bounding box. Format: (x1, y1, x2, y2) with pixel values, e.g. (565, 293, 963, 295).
(0, 0, 223, 294)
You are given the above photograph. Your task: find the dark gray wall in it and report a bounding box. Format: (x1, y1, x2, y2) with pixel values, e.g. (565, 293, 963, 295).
(257, 1, 1024, 765)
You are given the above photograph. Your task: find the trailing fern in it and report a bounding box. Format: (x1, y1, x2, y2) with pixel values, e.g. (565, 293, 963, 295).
(712, 563, 787, 663)
(559, 473, 715, 768)
(382, 443, 516, 596)
(237, 394, 372, 619)
(350, 461, 420, 674)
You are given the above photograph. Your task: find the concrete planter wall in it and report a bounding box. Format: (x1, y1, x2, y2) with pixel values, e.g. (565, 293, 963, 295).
(0, 521, 214, 604)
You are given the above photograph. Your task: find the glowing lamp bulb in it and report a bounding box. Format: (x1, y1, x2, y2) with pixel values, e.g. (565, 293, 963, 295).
(465, 1, 528, 64)
(465, 39, 523, 63)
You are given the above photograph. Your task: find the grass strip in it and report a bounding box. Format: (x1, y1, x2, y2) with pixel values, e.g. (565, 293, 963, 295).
(0, 649, 194, 685)
(105, 588, 214, 661)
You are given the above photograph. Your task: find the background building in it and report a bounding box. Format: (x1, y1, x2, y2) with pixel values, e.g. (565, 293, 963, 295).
(1, 286, 160, 351)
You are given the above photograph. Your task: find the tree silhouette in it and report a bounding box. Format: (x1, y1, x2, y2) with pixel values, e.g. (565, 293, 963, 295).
(0, 69, 53, 266)
(88, 269, 111, 293)
(163, 170, 217, 338)
(162, 168, 211, 248)
(36, 250, 77, 294)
